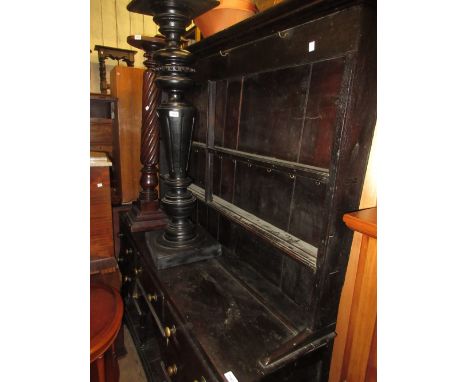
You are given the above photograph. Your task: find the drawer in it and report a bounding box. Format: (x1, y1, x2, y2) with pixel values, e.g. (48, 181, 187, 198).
(90, 119, 113, 146)
(161, 342, 210, 382)
(139, 267, 165, 322)
(134, 276, 167, 343)
(161, 302, 214, 382)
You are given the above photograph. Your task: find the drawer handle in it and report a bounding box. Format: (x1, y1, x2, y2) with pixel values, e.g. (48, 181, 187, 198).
(123, 276, 132, 282)
(136, 279, 166, 338)
(147, 293, 157, 302)
(166, 364, 177, 377)
(134, 267, 142, 276)
(164, 325, 176, 338)
(125, 248, 133, 255)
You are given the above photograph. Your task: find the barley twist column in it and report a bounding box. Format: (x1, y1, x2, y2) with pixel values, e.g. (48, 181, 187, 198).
(126, 35, 167, 232)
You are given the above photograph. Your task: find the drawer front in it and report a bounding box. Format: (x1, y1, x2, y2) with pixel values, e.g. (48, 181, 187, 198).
(161, 301, 215, 381)
(160, 343, 210, 382)
(90, 120, 113, 146)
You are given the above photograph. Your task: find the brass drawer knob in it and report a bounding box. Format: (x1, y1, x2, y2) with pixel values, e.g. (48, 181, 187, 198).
(134, 267, 142, 275)
(164, 325, 176, 338)
(148, 293, 157, 302)
(166, 364, 177, 377)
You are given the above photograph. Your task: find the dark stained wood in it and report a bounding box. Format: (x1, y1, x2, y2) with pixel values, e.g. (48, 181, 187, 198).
(214, 80, 227, 146)
(127, 0, 219, 18)
(288, 175, 327, 248)
(95, 45, 137, 94)
(126, 35, 168, 232)
(223, 79, 243, 150)
(234, 161, 294, 231)
(238, 65, 310, 162)
(117, 0, 376, 380)
(298, 58, 346, 169)
(310, 4, 376, 330)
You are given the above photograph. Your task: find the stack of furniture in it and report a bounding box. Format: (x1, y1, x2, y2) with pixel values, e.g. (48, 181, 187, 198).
(90, 151, 120, 288)
(117, 0, 376, 381)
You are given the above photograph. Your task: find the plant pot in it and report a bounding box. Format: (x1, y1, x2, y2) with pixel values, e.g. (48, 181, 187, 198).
(194, 0, 258, 38)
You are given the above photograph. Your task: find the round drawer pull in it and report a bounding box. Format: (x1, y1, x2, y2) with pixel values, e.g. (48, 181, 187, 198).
(166, 364, 177, 377)
(147, 293, 157, 302)
(164, 325, 176, 338)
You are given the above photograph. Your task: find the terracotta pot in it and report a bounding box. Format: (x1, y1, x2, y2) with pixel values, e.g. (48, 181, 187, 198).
(194, 0, 258, 38)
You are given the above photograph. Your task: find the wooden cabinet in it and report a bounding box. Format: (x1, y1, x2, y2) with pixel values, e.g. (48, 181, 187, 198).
(91, 66, 145, 205)
(110, 66, 145, 204)
(118, 0, 376, 381)
(90, 152, 114, 259)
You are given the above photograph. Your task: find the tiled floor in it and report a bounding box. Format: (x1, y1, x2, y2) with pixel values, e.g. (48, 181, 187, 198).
(119, 325, 148, 382)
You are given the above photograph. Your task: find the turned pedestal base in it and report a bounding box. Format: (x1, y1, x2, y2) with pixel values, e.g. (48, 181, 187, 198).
(145, 226, 221, 270)
(126, 203, 168, 233)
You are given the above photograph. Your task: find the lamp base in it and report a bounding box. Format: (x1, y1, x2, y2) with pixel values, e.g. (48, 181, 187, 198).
(145, 226, 222, 270)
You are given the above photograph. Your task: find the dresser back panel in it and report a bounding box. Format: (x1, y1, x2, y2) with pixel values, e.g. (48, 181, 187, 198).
(167, 1, 375, 332)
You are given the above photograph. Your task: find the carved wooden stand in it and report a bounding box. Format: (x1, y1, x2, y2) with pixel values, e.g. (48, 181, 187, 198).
(127, 0, 221, 269)
(94, 45, 137, 94)
(126, 35, 168, 232)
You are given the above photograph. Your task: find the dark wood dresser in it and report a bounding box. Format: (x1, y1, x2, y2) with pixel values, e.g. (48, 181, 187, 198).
(118, 0, 376, 381)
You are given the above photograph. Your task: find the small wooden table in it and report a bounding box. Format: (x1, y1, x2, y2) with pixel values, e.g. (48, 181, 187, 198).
(91, 284, 124, 382)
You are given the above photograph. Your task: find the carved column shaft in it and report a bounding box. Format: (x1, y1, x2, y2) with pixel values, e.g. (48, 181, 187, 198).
(126, 35, 167, 232)
(126, 0, 222, 267)
(152, 5, 199, 246)
(98, 57, 108, 94)
(139, 50, 161, 207)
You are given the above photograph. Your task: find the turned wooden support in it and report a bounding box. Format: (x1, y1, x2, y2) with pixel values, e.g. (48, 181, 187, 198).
(126, 36, 168, 232)
(127, 0, 219, 250)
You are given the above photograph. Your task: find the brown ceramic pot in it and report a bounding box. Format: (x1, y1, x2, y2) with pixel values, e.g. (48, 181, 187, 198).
(194, 0, 258, 38)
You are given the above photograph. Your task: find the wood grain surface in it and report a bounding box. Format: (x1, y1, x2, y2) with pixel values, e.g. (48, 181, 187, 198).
(110, 66, 144, 203)
(90, 164, 114, 258)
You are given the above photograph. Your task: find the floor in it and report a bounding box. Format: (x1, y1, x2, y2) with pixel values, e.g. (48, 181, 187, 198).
(119, 325, 148, 382)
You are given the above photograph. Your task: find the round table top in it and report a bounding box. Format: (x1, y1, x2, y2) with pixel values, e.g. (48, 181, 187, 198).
(90, 284, 123, 362)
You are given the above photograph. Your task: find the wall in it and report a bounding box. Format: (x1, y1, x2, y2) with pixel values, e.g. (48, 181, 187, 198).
(89, 0, 288, 93)
(90, 0, 159, 93)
